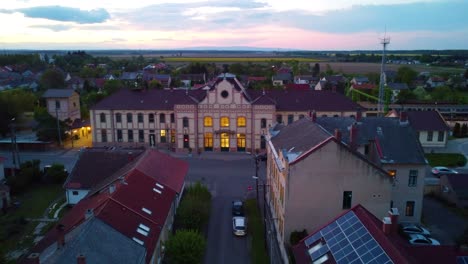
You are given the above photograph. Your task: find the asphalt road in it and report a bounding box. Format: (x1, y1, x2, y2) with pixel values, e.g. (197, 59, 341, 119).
(183, 155, 267, 264)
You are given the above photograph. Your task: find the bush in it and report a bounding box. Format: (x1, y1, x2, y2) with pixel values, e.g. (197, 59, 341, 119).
(165, 229, 206, 264)
(44, 164, 68, 184)
(176, 182, 211, 232)
(425, 153, 467, 167)
(453, 123, 461, 137)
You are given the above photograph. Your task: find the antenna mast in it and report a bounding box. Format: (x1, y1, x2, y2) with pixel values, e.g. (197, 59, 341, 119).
(378, 33, 390, 115)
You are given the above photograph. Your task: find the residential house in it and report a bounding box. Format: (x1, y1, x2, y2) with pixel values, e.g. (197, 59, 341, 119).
(179, 73, 206, 87)
(64, 148, 145, 205)
(426, 76, 446, 88)
(316, 113, 428, 224)
(22, 149, 188, 264)
(350, 76, 370, 85)
(314, 80, 327, 91)
(90, 73, 362, 153)
(65, 76, 84, 91)
(406, 110, 450, 148)
(387, 82, 409, 103)
(318, 75, 347, 93)
(440, 174, 468, 208)
(272, 73, 293, 86)
(42, 89, 81, 122)
(265, 116, 394, 262)
(120, 72, 142, 88)
(294, 75, 319, 88)
(143, 73, 171, 88)
(293, 204, 468, 264)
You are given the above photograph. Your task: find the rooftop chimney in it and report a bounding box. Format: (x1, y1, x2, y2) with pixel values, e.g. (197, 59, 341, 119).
(85, 209, 94, 220)
(399, 111, 408, 125)
(27, 253, 40, 264)
(77, 254, 86, 264)
(356, 108, 362, 122)
(350, 123, 358, 150)
(382, 217, 392, 235)
(57, 224, 65, 249)
(389, 208, 400, 234)
(334, 129, 342, 142)
(309, 110, 316, 122)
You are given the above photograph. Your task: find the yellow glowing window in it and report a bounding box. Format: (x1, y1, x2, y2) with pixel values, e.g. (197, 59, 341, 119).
(160, 129, 166, 137)
(237, 117, 246, 127)
(204, 116, 213, 127)
(220, 117, 229, 127)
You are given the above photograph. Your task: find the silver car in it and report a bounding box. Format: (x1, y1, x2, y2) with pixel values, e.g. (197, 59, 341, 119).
(232, 216, 247, 236)
(408, 234, 440, 246)
(401, 224, 431, 236)
(431, 166, 458, 176)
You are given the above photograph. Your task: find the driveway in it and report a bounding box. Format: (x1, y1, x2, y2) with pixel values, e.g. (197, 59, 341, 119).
(423, 196, 468, 245)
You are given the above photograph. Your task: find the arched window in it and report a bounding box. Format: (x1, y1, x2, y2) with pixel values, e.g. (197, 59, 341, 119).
(204, 116, 213, 127)
(260, 118, 267, 128)
(220, 117, 229, 127)
(183, 117, 189, 128)
(148, 113, 154, 123)
(100, 113, 106, 123)
(137, 113, 144, 123)
(115, 113, 122, 123)
(159, 113, 166, 123)
(126, 113, 133, 123)
(237, 117, 246, 127)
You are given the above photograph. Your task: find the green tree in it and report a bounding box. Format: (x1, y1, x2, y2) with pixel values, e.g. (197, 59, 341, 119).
(453, 123, 461, 137)
(462, 124, 468, 138)
(148, 80, 163, 90)
(396, 66, 417, 86)
(103, 79, 123, 94)
(0, 89, 38, 136)
(34, 107, 68, 142)
(312, 63, 320, 77)
(40, 69, 65, 89)
(165, 229, 206, 264)
(412, 87, 430, 101)
(45, 163, 68, 184)
(396, 89, 416, 103)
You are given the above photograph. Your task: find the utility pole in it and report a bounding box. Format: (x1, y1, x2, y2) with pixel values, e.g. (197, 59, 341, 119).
(378, 33, 390, 116)
(56, 107, 62, 146)
(9, 118, 20, 177)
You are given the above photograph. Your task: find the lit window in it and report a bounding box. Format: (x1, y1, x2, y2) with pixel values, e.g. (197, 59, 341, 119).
(204, 116, 213, 127)
(220, 117, 229, 127)
(237, 117, 246, 127)
(405, 201, 415, 216)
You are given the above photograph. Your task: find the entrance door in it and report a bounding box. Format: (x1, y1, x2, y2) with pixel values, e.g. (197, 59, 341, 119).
(204, 133, 213, 151)
(220, 133, 230, 152)
(237, 133, 246, 152)
(149, 134, 156, 147)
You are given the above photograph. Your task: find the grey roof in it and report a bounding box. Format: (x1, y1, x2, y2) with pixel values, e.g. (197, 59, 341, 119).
(272, 73, 293, 81)
(316, 117, 426, 164)
(271, 118, 330, 154)
(44, 218, 146, 264)
(42, 89, 75, 98)
(120, 72, 140, 80)
(387, 82, 409, 90)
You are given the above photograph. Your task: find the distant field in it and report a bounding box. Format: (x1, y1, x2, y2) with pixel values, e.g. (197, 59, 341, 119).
(324, 62, 464, 74)
(162, 57, 322, 63)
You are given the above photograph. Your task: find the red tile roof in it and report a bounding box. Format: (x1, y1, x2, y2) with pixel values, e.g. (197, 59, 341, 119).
(285, 84, 310, 90)
(133, 150, 189, 194)
(350, 83, 377, 90)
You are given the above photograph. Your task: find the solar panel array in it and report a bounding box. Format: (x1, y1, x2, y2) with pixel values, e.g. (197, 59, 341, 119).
(458, 256, 468, 264)
(304, 211, 393, 264)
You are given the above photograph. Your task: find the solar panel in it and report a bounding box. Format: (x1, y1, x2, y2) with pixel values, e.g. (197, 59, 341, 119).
(306, 211, 394, 264)
(458, 256, 468, 264)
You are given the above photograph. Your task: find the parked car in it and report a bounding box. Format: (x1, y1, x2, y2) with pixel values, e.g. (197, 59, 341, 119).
(232, 200, 244, 216)
(431, 166, 458, 176)
(408, 234, 440, 246)
(400, 224, 431, 236)
(232, 216, 247, 236)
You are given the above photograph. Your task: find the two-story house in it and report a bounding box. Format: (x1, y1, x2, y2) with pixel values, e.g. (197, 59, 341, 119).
(265, 115, 394, 262)
(42, 89, 81, 122)
(406, 110, 450, 149)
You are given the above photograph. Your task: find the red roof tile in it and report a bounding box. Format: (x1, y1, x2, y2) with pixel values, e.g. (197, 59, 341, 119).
(350, 83, 377, 90)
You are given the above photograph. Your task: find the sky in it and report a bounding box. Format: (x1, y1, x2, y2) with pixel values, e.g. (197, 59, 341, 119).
(0, 0, 467, 50)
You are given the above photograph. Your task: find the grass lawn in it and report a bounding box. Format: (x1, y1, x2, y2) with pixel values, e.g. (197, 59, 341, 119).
(245, 199, 269, 264)
(425, 153, 467, 167)
(0, 184, 64, 263)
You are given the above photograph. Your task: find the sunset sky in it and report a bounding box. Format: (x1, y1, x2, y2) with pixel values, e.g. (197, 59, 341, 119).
(0, 0, 467, 50)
